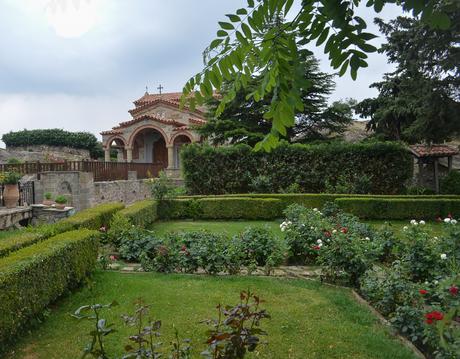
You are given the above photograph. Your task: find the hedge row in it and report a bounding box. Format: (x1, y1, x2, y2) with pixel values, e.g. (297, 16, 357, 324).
(336, 198, 460, 220)
(181, 142, 413, 195)
(119, 200, 158, 227)
(158, 195, 460, 220)
(0, 229, 99, 347)
(0, 202, 124, 258)
(159, 198, 283, 220)
(2, 129, 100, 152)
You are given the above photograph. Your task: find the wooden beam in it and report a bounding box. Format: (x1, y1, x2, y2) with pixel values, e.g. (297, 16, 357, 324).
(448, 156, 453, 171)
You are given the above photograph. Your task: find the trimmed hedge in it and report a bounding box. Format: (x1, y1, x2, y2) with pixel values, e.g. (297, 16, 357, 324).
(159, 198, 283, 220)
(0, 229, 99, 347)
(2, 128, 100, 152)
(181, 142, 413, 195)
(0, 202, 124, 258)
(335, 198, 460, 220)
(158, 195, 460, 220)
(119, 200, 158, 227)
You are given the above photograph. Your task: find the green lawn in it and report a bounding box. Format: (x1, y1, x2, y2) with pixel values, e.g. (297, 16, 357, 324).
(365, 219, 446, 238)
(7, 271, 417, 359)
(0, 229, 20, 241)
(150, 220, 282, 236)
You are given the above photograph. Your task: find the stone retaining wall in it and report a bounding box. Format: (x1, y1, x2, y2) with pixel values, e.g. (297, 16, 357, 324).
(93, 179, 151, 206)
(0, 145, 90, 164)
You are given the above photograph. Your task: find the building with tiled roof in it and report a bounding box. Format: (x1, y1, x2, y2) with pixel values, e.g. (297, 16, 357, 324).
(101, 91, 205, 177)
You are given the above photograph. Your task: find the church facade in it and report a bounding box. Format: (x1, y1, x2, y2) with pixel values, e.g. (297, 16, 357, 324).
(101, 91, 205, 177)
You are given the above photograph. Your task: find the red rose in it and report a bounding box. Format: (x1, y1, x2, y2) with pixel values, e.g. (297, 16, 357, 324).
(181, 245, 187, 252)
(449, 286, 459, 296)
(425, 311, 444, 324)
(324, 231, 331, 238)
(341, 227, 348, 234)
(419, 289, 428, 295)
(312, 245, 321, 250)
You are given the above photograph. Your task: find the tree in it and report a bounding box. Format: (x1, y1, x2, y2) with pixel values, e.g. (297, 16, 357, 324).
(355, 3, 460, 143)
(199, 53, 354, 146)
(181, 0, 452, 150)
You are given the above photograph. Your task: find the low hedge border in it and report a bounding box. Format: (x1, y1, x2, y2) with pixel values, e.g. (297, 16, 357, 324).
(335, 198, 460, 219)
(161, 195, 460, 220)
(0, 202, 124, 258)
(159, 198, 283, 220)
(0, 229, 99, 348)
(119, 200, 158, 227)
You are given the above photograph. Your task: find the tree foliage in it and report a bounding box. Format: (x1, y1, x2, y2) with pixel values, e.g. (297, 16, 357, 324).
(355, 1, 460, 143)
(181, 0, 451, 150)
(200, 53, 354, 145)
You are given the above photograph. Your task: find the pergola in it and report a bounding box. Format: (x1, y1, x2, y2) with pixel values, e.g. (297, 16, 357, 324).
(409, 144, 459, 193)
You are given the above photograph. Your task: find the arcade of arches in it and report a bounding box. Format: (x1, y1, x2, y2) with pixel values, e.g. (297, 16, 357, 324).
(100, 92, 204, 177)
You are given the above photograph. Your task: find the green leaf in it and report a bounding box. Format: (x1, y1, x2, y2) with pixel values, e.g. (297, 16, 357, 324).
(357, 43, 377, 53)
(236, 8, 248, 15)
(217, 30, 228, 37)
(316, 27, 329, 46)
(226, 14, 241, 22)
(339, 59, 349, 76)
(241, 23, 252, 39)
(247, 0, 255, 8)
(210, 39, 223, 50)
(429, 12, 451, 30)
(219, 22, 235, 30)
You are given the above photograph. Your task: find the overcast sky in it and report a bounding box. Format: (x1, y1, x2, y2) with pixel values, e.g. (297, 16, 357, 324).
(0, 0, 403, 147)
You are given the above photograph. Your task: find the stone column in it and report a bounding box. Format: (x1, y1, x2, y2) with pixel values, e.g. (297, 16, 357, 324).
(167, 145, 174, 169)
(104, 148, 110, 162)
(126, 147, 133, 163)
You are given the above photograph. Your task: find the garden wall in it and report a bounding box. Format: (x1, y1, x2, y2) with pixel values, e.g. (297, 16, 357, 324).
(181, 142, 413, 195)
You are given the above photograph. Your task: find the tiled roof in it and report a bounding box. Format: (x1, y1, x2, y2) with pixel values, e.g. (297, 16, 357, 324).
(410, 144, 459, 158)
(100, 129, 123, 136)
(173, 126, 193, 131)
(189, 117, 206, 125)
(131, 92, 207, 116)
(111, 115, 186, 130)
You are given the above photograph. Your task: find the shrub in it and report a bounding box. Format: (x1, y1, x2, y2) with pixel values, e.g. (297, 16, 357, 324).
(181, 141, 412, 195)
(0, 171, 22, 184)
(232, 226, 287, 273)
(54, 195, 67, 205)
(0, 229, 99, 348)
(118, 228, 160, 262)
(0, 232, 42, 258)
(141, 242, 178, 273)
(150, 171, 177, 201)
(440, 171, 460, 195)
(335, 198, 460, 219)
(248, 174, 272, 193)
(119, 200, 158, 227)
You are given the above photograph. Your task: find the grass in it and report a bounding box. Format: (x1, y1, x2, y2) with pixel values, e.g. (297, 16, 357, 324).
(150, 220, 282, 236)
(0, 229, 21, 241)
(365, 219, 446, 238)
(7, 271, 417, 359)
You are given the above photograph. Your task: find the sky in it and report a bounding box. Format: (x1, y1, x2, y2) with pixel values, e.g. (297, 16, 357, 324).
(0, 0, 404, 147)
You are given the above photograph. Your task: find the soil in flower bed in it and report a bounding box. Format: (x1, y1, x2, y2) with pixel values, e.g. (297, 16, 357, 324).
(7, 271, 418, 359)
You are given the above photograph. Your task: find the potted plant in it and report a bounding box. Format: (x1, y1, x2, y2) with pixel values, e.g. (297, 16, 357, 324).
(0, 171, 22, 208)
(43, 192, 54, 206)
(54, 195, 68, 210)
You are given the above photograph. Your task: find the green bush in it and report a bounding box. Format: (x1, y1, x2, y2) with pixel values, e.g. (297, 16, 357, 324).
(440, 171, 460, 194)
(335, 198, 460, 219)
(1, 129, 101, 158)
(55, 202, 125, 231)
(0, 229, 99, 348)
(181, 142, 413, 195)
(119, 200, 158, 227)
(0, 202, 124, 258)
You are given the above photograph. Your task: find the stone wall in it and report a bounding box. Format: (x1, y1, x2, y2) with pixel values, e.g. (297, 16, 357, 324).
(0, 145, 91, 164)
(93, 179, 151, 205)
(32, 171, 152, 211)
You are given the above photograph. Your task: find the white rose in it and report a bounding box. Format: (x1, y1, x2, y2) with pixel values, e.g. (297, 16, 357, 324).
(403, 226, 408, 231)
(365, 237, 370, 241)
(281, 227, 286, 232)
(410, 219, 417, 225)
(313, 208, 318, 212)
(419, 220, 426, 225)
(440, 253, 447, 260)
(444, 218, 451, 223)
(317, 239, 322, 244)
(332, 229, 337, 234)
(451, 219, 457, 225)
(318, 243, 323, 248)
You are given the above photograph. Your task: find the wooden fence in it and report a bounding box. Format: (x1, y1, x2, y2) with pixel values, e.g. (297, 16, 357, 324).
(0, 161, 163, 182)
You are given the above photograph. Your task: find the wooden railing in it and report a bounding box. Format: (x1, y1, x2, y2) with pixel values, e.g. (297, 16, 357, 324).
(0, 161, 164, 182)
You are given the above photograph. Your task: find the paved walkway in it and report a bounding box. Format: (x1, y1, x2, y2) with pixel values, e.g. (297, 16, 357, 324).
(108, 262, 321, 279)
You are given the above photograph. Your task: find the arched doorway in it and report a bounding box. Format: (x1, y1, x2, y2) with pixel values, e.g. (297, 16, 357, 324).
(105, 137, 127, 162)
(173, 134, 192, 169)
(131, 128, 168, 170)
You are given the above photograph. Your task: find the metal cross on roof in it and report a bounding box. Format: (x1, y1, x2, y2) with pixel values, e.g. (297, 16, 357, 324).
(157, 84, 164, 94)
